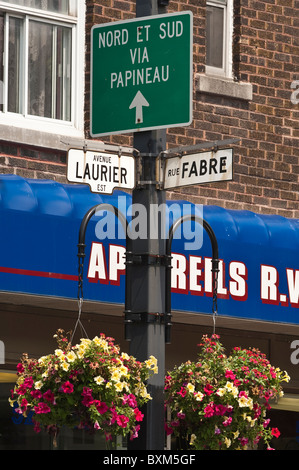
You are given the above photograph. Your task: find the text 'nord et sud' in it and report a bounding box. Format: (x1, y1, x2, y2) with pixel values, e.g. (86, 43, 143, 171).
(97, 20, 185, 89)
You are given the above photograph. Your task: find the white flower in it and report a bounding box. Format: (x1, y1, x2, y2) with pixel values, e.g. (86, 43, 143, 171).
(194, 391, 204, 401)
(61, 362, 69, 372)
(55, 349, 64, 358)
(66, 351, 77, 363)
(121, 352, 130, 360)
(94, 375, 105, 385)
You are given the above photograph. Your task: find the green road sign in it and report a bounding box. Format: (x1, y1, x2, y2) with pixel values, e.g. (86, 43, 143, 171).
(91, 11, 193, 137)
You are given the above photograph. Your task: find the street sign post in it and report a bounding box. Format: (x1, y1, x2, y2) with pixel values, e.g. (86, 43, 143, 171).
(67, 148, 135, 194)
(162, 148, 233, 189)
(91, 11, 193, 137)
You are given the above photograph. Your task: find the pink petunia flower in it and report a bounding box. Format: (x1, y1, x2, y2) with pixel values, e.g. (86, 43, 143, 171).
(31, 390, 42, 399)
(223, 417, 232, 427)
(177, 387, 187, 397)
(271, 427, 280, 438)
(225, 370, 236, 380)
(122, 393, 137, 408)
(34, 402, 51, 414)
(95, 400, 109, 414)
(204, 403, 214, 418)
(134, 408, 144, 422)
(43, 389, 55, 404)
(17, 363, 25, 374)
(204, 384, 214, 396)
(116, 414, 130, 428)
(61, 381, 74, 394)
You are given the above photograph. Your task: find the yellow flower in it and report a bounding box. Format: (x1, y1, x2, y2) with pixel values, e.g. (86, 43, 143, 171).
(61, 362, 69, 372)
(145, 355, 158, 371)
(93, 336, 109, 351)
(66, 351, 77, 363)
(119, 365, 129, 377)
(121, 352, 130, 360)
(111, 369, 121, 382)
(282, 372, 290, 382)
(114, 382, 123, 392)
(55, 349, 64, 358)
(225, 381, 238, 397)
(224, 381, 234, 391)
(136, 383, 150, 398)
(8, 397, 15, 407)
(34, 381, 43, 389)
(238, 396, 253, 409)
(92, 336, 102, 345)
(94, 375, 105, 385)
(187, 383, 195, 394)
(80, 338, 91, 346)
(216, 387, 226, 396)
(224, 437, 231, 448)
(189, 434, 196, 445)
(38, 355, 49, 364)
(194, 391, 204, 401)
(77, 348, 85, 359)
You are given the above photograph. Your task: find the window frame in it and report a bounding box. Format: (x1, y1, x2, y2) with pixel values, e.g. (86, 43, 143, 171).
(206, 0, 233, 79)
(0, 0, 84, 138)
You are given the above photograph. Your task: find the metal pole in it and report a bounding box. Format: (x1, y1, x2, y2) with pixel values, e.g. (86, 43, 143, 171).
(125, 0, 168, 451)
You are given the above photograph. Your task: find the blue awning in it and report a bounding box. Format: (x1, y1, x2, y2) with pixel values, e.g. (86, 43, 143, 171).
(0, 174, 298, 325)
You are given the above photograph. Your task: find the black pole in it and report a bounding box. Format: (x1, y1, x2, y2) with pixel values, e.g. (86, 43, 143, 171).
(125, 0, 168, 451)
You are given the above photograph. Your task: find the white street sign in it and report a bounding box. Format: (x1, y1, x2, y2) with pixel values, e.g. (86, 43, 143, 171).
(163, 148, 233, 190)
(67, 149, 135, 194)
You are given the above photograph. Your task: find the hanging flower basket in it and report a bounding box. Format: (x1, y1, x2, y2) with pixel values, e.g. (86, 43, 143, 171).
(9, 329, 158, 443)
(164, 334, 290, 450)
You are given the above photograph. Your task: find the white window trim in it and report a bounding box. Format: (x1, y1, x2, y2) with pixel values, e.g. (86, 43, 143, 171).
(0, 1, 85, 140)
(206, 0, 233, 80)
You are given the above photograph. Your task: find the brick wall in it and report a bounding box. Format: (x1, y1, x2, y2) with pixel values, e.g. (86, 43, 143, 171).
(1, 0, 298, 218)
(0, 141, 67, 183)
(163, 0, 299, 218)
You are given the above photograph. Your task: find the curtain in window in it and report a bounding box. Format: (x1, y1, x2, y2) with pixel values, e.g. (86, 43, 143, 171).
(206, 5, 224, 68)
(28, 20, 71, 120)
(0, 14, 4, 111)
(8, 17, 23, 113)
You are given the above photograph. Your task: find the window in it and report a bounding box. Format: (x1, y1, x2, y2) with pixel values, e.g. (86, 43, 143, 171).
(0, 0, 84, 135)
(206, 0, 233, 78)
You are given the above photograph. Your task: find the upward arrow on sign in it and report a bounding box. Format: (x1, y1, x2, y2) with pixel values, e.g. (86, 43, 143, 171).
(129, 91, 150, 124)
